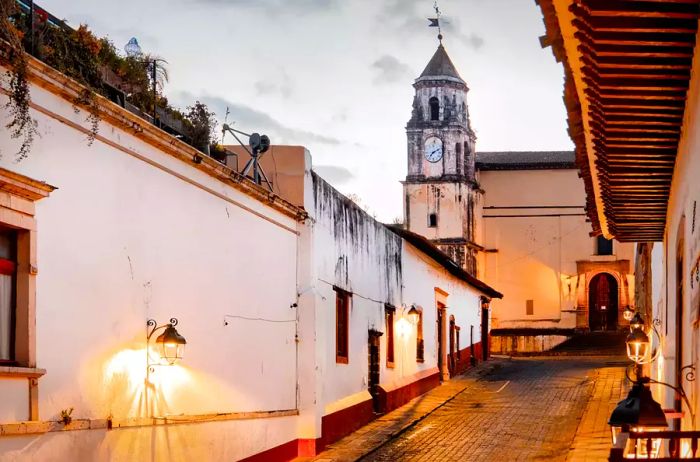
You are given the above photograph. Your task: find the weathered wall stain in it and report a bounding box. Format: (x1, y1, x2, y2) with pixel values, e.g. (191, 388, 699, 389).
(311, 171, 402, 304)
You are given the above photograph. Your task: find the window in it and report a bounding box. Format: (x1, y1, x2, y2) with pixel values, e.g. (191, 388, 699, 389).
(416, 309, 424, 362)
(526, 299, 534, 316)
(335, 287, 350, 364)
(0, 230, 16, 363)
(428, 213, 438, 228)
(429, 97, 440, 121)
(596, 236, 613, 255)
(0, 169, 54, 422)
(385, 305, 395, 368)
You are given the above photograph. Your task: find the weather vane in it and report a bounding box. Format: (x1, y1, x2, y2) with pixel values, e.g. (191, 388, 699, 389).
(428, 0, 443, 44)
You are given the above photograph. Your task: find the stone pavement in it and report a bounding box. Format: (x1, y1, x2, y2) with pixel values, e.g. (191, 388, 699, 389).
(304, 360, 503, 462)
(305, 356, 629, 462)
(567, 359, 630, 461)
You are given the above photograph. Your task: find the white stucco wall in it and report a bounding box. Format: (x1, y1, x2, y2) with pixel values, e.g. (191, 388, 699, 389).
(401, 243, 486, 373)
(480, 168, 635, 330)
(0, 61, 498, 460)
(308, 172, 488, 418)
(308, 172, 403, 414)
(0, 69, 302, 461)
(650, 27, 700, 424)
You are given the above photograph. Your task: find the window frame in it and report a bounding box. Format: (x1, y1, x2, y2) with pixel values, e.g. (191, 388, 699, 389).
(428, 213, 438, 228)
(526, 299, 534, 316)
(385, 305, 395, 368)
(0, 230, 18, 365)
(596, 235, 614, 256)
(334, 287, 351, 364)
(0, 168, 55, 422)
(429, 97, 440, 121)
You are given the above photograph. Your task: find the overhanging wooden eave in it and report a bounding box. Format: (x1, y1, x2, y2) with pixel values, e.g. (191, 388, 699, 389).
(537, 0, 700, 242)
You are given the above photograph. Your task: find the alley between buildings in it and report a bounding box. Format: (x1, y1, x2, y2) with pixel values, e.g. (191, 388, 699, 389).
(309, 356, 628, 462)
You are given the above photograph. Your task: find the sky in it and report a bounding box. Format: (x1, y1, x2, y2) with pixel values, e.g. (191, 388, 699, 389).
(39, 0, 573, 221)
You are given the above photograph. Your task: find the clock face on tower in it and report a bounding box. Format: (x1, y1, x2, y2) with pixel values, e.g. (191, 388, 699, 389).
(424, 137, 443, 163)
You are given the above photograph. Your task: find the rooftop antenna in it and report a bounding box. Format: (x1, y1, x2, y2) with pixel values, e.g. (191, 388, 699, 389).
(221, 107, 231, 144)
(221, 122, 272, 191)
(428, 1, 443, 44)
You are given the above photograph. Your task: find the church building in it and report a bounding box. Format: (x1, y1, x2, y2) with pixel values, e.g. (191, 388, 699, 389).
(403, 43, 638, 353)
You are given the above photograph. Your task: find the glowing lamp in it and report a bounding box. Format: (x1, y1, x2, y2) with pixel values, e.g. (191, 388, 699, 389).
(407, 305, 420, 325)
(629, 313, 645, 332)
(155, 323, 187, 365)
(626, 328, 650, 364)
(147, 318, 187, 369)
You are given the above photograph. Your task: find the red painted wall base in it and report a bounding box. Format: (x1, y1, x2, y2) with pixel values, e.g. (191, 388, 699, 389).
(448, 341, 486, 376)
(377, 371, 440, 413)
(241, 342, 491, 461)
(238, 438, 300, 462)
(320, 397, 375, 449)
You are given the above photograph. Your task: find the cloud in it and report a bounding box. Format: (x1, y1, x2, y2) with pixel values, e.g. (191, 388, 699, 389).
(254, 70, 294, 99)
(313, 165, 354, 184)
(187, 0, 340, 15)
(371, 55, 412, 84)
(375, 2, 484, 50)
(441, 18, 485, 50)
(331, 110, 348, 123)
(173, 92, 341, 146)
(376, 0, 426, 37)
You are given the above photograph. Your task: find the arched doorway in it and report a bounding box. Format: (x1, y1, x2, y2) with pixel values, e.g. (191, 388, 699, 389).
(588, 273, 619, 331)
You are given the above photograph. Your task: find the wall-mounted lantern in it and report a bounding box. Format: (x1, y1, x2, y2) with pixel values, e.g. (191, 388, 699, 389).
(147, 318, 187, 367)
(406, 305, 421, 325)
(608, 381, 668, 454)
(626, 328, 650, 365)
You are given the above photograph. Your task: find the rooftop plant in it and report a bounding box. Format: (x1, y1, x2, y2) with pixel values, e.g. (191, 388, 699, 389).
(0, 0, 221, 160)
(1, 0, 36, 160)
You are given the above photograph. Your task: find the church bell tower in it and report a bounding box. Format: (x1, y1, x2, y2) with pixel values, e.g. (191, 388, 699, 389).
(403, 44, 481, 276)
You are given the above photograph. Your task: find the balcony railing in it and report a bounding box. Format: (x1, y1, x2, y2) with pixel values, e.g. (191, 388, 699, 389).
(610, 431, 700, 461)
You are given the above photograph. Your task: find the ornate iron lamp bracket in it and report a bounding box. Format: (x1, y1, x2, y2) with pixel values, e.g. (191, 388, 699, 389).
(681, 364, 696, 382)
(146, 317, 179, 372)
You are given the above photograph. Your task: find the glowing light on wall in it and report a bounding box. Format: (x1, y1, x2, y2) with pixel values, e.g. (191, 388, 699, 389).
(396, 318, 411, 338)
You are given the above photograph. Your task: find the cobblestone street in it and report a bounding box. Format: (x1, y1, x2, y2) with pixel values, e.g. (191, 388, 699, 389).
(310, 356, 628, 462)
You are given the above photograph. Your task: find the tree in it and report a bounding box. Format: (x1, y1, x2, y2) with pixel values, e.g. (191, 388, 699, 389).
(184, 101, 217, 152)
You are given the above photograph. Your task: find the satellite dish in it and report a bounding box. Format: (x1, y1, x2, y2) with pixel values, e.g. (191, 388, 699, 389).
(249, 133, 270, 154)
(259, 135, 270, 153)
(220, 125, 273, 190)
(249, 133, 262, 153)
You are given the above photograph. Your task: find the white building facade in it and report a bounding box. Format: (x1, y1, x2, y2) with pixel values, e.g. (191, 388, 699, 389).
(0, 51, 501, 461)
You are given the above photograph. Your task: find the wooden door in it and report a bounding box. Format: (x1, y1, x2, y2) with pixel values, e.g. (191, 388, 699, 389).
(437, 304, 446, 381)
(368, 330, 382, 413)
